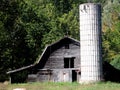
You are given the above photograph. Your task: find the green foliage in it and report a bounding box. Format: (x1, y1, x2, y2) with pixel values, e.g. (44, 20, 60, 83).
(102, 29, 120, 62)
(111, 55, 120, 70)
(11, 70, 28, 83)
(102, 0, 120, 63)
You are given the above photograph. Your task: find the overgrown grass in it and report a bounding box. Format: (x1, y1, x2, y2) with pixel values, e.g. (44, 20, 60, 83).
(1, 82, 120, 90)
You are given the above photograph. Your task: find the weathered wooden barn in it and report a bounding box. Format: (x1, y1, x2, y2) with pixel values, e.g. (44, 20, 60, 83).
(7, 37, 81, 83)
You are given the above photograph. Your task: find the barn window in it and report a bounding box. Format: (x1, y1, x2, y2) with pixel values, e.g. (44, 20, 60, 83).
(64, 58, 74, 68)
(65, 44, 69, 49)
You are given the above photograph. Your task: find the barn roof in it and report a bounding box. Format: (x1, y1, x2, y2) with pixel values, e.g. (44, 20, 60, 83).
(7, 36, 80, 74)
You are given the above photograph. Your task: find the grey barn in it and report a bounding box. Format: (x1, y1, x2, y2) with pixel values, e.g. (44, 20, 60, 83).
(7, 37, 81, 83)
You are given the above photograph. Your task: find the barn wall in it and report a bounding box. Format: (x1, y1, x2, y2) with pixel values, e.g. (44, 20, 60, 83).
(51, 70, 72, 82)
(44, 43, 80, 69)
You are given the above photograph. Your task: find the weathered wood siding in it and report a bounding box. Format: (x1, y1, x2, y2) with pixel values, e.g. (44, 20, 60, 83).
(44, 43, 80, 69)
(51, 70, 72, 82)
(28, 41, 80, 82)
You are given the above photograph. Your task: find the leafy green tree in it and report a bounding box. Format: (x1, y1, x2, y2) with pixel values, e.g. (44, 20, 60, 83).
(0, 0, 21, 81)
(102, 0, 120, 63)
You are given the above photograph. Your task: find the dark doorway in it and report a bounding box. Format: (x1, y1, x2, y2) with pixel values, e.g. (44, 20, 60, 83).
(72, 70, 77, 82)
(64, 58, 74, 68)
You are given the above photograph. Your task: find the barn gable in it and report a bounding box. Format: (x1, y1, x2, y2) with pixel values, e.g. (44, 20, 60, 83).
(34, 36, 80, 69)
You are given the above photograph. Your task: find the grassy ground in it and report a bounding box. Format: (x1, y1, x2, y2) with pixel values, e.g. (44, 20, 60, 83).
(1, 82, 120, 90)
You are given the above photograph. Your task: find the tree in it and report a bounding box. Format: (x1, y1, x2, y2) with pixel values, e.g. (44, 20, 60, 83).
(102, 0, 120, 63)
(0, 0, 23, 81)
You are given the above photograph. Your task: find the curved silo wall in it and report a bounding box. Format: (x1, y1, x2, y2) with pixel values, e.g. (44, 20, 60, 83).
(79, 3, 103, 83)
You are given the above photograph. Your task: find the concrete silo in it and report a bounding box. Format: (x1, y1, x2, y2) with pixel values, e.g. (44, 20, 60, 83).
(79, 3, 103, 83)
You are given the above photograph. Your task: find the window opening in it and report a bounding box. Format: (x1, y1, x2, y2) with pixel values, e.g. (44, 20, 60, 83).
(65, 44, 69, 49)
(64, 58, 74, 68)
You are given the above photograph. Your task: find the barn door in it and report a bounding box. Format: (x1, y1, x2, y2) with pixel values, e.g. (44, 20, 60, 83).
(72, 70, 77, 82)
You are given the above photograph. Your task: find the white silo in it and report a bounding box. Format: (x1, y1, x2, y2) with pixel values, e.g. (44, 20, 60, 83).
(79, 3, 103, 83)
